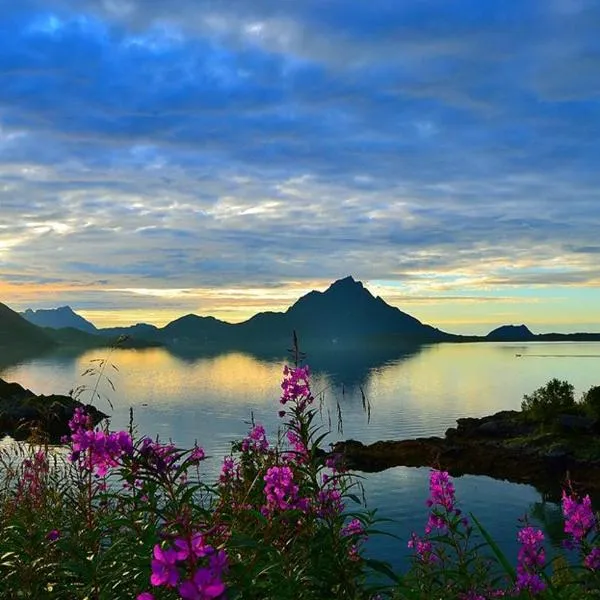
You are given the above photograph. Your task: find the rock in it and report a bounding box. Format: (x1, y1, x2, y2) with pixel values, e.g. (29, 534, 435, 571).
(0, 377, 107, 442)
(331, 408, 600, 502)
(556, 413, 597, 432)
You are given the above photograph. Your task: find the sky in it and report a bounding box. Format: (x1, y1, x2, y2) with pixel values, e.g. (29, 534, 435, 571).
(0, 0, 599, 335)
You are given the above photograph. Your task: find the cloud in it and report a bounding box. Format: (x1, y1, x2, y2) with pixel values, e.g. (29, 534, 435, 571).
(0, 0, 599, 326)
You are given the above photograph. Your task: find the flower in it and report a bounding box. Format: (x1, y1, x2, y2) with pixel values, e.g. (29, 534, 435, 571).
(46, 529, 60, 542)
(280, 365, 313, 410)
(562, 491, 596, 542)
(584, 547, 600, 571)
(240, 424, 269, 453)
(515, 526, 546, 595)
(178, 566, 226, 600)
(191, 445, 206, 462)
(407, 532, 437, 564)
(137, 594, 154, 600)
(263, 465, 308, 513)
(150, 544, 180, 587)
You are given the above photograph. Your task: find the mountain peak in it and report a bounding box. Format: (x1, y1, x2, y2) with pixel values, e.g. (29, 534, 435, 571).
(327, 276, 365, 293)
(21, 306, 97, 333)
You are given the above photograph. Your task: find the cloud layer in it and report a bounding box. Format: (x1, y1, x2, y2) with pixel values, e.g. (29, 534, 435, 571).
(1, 0, 599, 331)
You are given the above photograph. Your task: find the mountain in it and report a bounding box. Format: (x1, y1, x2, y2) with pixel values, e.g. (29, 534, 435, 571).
(486, 324, 536, 342)
(143, 276, 454, 350)
(0, 302, 55, 350)
(99, 323, 161, 340)
(21, 306, 98, 334)
(282, 276, 449, 342)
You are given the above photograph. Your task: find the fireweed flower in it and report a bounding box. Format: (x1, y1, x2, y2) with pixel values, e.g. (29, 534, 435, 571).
(262, 465, 308, 513)
(316, 474, 345, 518)
(219, 456, 239, 483)
(178, 566, 226, 600)
(137, 593, 154, 600)
(280, 365, 313, 411)
(424, 470, 465, 534)
(584, 547, 600, 571)
(515, 526, 546, 595)
(341, 518, 367, 561)
(139, 438, 179, 473)
(174, 533, 214, 561)
(240, 424, 269, 453)
(68, 409, 133, 476)
(407, 532, 437, 564)
(191, 445, 206, 462)
(150, 545, 180, 587)
(45, 529, 60, 542)
(561, 491, 596, 543)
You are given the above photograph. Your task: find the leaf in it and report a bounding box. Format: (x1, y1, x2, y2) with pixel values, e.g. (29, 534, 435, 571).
(470, 512, 516, 581)
(363, 558, 402, 584)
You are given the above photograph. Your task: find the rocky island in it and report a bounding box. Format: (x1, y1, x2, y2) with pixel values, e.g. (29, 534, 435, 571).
(332, 406, 600, 501)
(0, 377, 107, 442)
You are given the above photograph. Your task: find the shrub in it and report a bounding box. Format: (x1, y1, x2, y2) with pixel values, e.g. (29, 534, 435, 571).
(580, 385, 600, 420)
(521, 378, 576, 425)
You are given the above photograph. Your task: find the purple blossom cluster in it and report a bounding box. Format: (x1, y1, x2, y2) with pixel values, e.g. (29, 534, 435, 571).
(280, 365, 313, 411)
(240, 424, 269, 454)
(219, 456, 239, 484)
(284, 429, 308, 463)
(561, 490, 600, 571)
(424, 470, 466, 534)
(139, 438, 179, 473)
(68, 408, 133, 477)
(515, 526, 546, 595)
(138, 533, 228, 600)
(262, 465, 309, 514)
(341, 518, 367, 561)
(561, 490, 596, 543)
(316, 474, 344, 519)
(407, 532, 437, 565)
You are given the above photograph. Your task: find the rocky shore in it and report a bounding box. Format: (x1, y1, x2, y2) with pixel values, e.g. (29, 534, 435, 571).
(332, 410, 600, 500)
(0, 377, 107, 442)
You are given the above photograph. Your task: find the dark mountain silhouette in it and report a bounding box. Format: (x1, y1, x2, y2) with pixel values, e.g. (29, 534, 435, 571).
(486, 324, 536, 342)
(100, 323, 161, 340)
(281, 276, 449, 342)
(9, 277, 600, 356)
(113, 276, 454, 350)
(21, 306, 97, 334)
(0, 302, 55, 350)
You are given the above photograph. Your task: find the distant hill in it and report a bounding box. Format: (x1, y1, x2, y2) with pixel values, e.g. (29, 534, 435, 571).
(106, 276, 455, 350)
(486, 324, 600, 342)
(21, 306, 97, 334)
(0, 302, 55, 350)
(486, 324, 536, 341)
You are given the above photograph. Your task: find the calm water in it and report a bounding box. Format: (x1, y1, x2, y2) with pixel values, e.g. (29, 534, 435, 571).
(2, 341, 599, 571)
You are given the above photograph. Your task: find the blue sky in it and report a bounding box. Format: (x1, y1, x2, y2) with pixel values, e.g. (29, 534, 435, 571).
(0, 0, 599, 333)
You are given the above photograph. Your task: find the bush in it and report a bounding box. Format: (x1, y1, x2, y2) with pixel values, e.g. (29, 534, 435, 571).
(521, 378, 576, 424)
(581, 385, 600, 420)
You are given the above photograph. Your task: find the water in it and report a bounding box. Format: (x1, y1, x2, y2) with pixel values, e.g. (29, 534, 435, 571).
(2, 341, 599, 572)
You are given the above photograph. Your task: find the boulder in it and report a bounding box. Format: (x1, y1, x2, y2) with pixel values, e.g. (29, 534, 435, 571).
(0, 377, 107, 442)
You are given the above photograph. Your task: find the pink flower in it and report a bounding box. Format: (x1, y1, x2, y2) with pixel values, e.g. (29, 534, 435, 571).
(515, 526, 546, 595)
(137, 594, 154, 600)
(280, 365, 313, 410)
(150, 545, 180, 587)
(562, 491, 596, 542)
(178, 567, 226, 600)
(191, 446, 206, 462)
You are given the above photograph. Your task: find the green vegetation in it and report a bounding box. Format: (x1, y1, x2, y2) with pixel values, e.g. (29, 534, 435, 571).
(581, 386, 600, 420)
(521, 378, 577, 425)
